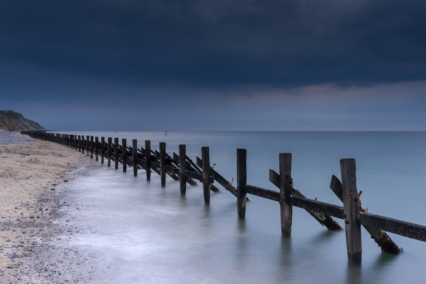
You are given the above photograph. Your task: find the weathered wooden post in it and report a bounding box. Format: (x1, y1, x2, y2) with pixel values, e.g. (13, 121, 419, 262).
(86, 135, 90, 154)
(279, 153, 293, 236)
(202, 147, 211, 205)
(107, 137, 112, 167)
(114, 137, 119, 170)
(90, 136, 94, 159)
(101, 137, 105, 164)
(95, 137, 99, 161)
(160, 142, 166, 187)
(132, 139, 138, 177)
(237, 149, 247, 219)
(145, 140, 151, 182)
(179, 145, 187, 195)
(340, 159, 362, 263)
(78, 135, 81, 152)
(122, 139, 127, 173)
(81, 136, 85, 154)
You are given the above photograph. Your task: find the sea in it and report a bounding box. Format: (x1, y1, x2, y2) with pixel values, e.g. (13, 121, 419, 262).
(52, 131, 426, 284)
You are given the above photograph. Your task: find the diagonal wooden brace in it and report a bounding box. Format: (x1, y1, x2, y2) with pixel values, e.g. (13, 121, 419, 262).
(270, 170, 342, 231)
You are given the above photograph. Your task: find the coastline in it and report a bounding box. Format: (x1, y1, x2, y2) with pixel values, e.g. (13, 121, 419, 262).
(0, 131, 88, 282)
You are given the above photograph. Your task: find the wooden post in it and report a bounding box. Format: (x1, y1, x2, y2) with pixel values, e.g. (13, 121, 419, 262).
(160, 142, 166, 187)
(81, 136, 85, 154)
(330, 175, 401, 253)
(95, 137, 99, 161)
(78, 135, 81, 152)
(179, 145, 187, 195)
(107, 137, 112, 167)
(279, 153, 293, 236)
(86, 135, 90, 154)
(122, 139, 127, 173)
(132, 139, 138, 177)
(237, 149, 247, 219)
(101, 137, 105, 164)
(340, 159, 362, 263)
(202, 147, 211, 205)
(145, 140, 151, 182)
(114, 137, 119, 170)
(90, 136, 94, 158)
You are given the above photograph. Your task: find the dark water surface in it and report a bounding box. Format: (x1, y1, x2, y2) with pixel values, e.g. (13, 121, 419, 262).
(55, 131, 426, 283)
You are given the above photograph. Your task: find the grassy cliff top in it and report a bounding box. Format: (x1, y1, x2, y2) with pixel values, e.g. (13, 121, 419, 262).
(0, 110, 44, 131)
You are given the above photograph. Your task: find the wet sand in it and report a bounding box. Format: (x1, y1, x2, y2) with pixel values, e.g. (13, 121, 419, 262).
(0, 132, 91, 283)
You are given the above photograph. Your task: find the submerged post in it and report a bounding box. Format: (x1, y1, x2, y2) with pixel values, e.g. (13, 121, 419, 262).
(95, 137, 99, 161)
(107, 137, 112, 167)
(340, 159, 362, 263)
(279, 153, 293, 236)
(101, 137, 105, 164)
(179, 144, 187, 195)
(114, 137, 119, 170)
(160, 142, 166, 187)
(202, 147, 211, 205)
(237, 149, 247, 219)
(145, 140, 151, 182)
(132, 139, 138, 177)
(122, 138, 127, 173)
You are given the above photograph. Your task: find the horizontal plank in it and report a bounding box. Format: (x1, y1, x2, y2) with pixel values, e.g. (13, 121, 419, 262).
(245, 185, 280, 201)
(292, 196, 345, 219)
(360, 212, 426, 242)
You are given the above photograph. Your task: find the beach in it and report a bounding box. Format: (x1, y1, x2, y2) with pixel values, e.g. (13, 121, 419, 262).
(0, 131, 88, 282)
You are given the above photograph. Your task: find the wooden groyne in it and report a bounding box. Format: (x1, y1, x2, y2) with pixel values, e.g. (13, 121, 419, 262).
(22, 131, 426, 263)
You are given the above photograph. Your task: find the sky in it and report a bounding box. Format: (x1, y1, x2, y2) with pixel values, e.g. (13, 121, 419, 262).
(1, 0, 426, 130)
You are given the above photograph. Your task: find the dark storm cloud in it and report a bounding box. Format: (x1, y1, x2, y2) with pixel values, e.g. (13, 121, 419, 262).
(1, 0, 426, 91)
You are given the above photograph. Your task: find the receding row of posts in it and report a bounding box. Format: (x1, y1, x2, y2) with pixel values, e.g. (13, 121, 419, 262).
(21, 131, 426, 264)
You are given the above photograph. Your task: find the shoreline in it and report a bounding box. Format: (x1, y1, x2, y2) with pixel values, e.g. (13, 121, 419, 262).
(0, 131, 89, 282)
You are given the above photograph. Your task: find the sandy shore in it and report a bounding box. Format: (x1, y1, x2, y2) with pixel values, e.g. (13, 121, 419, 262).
(0, 132, 88, 282)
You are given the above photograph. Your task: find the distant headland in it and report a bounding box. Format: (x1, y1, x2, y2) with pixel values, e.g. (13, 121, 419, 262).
(0, 110, 44, 131)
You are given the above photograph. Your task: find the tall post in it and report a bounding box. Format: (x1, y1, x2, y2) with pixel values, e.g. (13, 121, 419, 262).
(114, 137, 119, 170)
(78, 135, 81, 152)
(122, 139, 127, 173)
(90, 136, 94, 159)
(95, 137, 99, 161)
(145, 140, 151, 182)
(237, 149, 247, 219)
(132, 139, 138, 177)
(101, 137, 105, 164)
(107, 137, 112, 167)
(179, 145, 187, 195)
(340, 159, 362, 263)
(86, 135, 90, 154)
(202, 147, 211, 205)
(81, 136, 85, 154)
(279, 153, 293, 236)
(160, 142, 166, 188)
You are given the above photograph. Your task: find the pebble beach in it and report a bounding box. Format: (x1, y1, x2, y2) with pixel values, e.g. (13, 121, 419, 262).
(0, 131, 92, 283)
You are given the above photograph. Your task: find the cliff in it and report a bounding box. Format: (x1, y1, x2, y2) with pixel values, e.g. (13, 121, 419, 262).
(0, 110, 44, 131)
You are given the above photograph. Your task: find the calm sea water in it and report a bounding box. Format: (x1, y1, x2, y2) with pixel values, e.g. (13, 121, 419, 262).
(54, 131, 426, 283)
